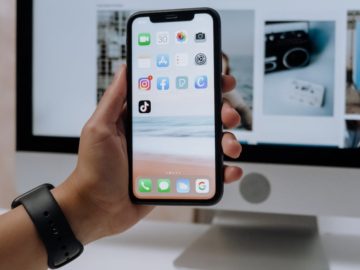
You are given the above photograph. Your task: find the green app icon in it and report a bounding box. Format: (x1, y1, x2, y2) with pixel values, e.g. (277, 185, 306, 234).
(138, 33, 151, 46)
(138, 178, 152, 193)
(157, 179, 171, 193)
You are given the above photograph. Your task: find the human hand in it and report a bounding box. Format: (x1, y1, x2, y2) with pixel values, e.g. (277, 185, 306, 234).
(53, 65, 243, 245)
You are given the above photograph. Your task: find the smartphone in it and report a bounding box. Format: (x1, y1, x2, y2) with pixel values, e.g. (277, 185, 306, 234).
(127, 8, 222, 205)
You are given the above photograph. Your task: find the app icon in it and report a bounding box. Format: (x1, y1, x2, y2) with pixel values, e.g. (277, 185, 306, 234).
(137, 56, 151, 68)
(175, 53, 188, 67)
(156, 54, 170, 68)
(176, 179, 190, 193)
(157, 77, 170, 91)
(138, 178, 152, 193)
(176, 76, 188, 89)
(138, 33, 151, 46)
(138, 75, 152, 90)
(157, 31, 169, 45)
(195, 76, 208, 89)
(195, 53, 207, 65)
(195, 179, 209, 194)
(175, 31, 187, 43)
(138, 100, 151, 113)
(195, 32, 206, 42)
(157, 179, 171, 193)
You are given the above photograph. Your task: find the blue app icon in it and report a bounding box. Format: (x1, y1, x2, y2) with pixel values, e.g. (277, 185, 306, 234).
(157, 77, 170, 91)
(156, 54, 170, 68)
(176, 76, 188, 89)
(195, 75, 208, 89)
(176, 178, 190, 193)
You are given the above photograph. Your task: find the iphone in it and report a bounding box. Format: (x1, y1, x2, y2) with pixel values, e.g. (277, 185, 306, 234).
(127, 8, 222, 205)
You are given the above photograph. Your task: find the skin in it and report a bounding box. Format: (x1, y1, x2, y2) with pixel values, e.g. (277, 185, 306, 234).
(0, 65, 243, 270)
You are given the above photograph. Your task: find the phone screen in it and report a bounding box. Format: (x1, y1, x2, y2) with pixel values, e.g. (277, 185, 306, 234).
(129, 11, 220, 202)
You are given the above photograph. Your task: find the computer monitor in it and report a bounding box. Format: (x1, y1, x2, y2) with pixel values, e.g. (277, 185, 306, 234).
(16, 0, 360, 268)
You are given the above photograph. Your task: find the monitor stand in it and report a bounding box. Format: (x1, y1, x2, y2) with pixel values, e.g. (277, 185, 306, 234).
(174, 211, 329, 270)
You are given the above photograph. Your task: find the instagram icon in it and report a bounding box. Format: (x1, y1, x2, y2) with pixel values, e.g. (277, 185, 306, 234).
(138, 75, 153, 90)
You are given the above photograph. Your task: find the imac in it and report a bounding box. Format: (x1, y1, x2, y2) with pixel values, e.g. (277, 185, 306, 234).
(17, 0, 360, 269)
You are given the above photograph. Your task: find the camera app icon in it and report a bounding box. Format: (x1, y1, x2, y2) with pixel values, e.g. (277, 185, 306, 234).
(195, 32, 206, 42)
(138, 100, 151, 114)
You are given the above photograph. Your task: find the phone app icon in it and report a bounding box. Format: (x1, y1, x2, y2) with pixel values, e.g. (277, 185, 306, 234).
(195, 179, 209, 194)
(157, 31, 169, 45)
(175, 30, 187, 43)
(195, 76, 208, 89)
(138, 33, 151, 46)
(138, 100, 151, 114)
(157, 179, 171, 193)
(195, 32, 206, 42)
(156, 54, 170, 68)
(138, 56, 151, 68)
(195, 53, 207, 65)
(176, 76, 188, 89)
(175, 53, 188, 67)
(138, 178, 152, 193)
(138, 75, 152, 90)
(176, 179, 190, 193)
(157, 77, 170, 91)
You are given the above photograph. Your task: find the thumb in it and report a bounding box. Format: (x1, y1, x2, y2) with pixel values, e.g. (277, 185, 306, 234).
(92, 65, 127, 124)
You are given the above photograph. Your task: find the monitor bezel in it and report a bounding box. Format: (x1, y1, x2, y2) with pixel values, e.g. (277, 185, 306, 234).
(16, 0, 360, 167)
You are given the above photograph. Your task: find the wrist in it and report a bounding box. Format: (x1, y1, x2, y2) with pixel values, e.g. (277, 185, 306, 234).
(52, 175, 109, 245)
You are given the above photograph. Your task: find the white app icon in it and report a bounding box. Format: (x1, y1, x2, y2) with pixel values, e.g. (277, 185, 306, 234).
(156, 31, 169, 45)
(195, 179, 209, 194)
(175, 53, 188, 67)
(138, 56, 151, 68)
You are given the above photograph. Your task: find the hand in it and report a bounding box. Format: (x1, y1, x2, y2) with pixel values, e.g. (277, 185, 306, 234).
(53, 65, 243, 245)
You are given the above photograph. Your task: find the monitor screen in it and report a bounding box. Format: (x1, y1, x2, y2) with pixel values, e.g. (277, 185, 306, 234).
(17, 0, 360, 166)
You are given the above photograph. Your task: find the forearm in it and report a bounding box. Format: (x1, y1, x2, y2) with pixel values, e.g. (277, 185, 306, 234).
(0, 206, 47, 270)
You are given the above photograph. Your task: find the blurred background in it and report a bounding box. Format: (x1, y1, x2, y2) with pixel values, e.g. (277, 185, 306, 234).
(0, 0, 194, 223)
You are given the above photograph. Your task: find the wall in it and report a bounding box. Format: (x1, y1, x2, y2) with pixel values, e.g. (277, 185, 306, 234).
(0, 0, 16, 208)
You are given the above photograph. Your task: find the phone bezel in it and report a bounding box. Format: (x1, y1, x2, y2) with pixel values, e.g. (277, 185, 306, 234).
(126, 8, 223, 205)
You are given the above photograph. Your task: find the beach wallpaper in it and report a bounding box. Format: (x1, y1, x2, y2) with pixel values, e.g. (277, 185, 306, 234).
(133, 116, 216, 199)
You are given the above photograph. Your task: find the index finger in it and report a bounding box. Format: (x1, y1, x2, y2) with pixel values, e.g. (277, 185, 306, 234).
(222, 75, 236, 93)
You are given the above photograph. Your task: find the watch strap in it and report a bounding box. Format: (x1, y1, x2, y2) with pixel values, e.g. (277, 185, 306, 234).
(11, 184, 84, 269)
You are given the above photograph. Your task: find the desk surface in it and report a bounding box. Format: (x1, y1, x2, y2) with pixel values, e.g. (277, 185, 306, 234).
(59, 219, 360, 270)
(1, 209, 360, 270)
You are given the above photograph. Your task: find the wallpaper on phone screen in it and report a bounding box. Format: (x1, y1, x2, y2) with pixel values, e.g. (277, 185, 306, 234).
(131, 14, 216, 199)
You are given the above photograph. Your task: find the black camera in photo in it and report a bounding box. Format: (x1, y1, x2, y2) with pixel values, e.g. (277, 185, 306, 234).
(263, 20, 336, 117)
(265, 22, 311, 73)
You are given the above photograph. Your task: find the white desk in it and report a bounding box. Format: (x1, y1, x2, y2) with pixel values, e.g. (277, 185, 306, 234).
(1, 208, 360, 269)
(61, 220, 360, 270)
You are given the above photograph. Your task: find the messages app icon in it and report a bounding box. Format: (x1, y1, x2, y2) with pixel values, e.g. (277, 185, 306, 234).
(176, 179, 190, 193)
(157, 179, 171, 193)
(138, 179, 152, 193)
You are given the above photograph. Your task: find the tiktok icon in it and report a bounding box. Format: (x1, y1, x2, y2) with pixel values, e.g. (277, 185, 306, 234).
(138, 100, 151, 114)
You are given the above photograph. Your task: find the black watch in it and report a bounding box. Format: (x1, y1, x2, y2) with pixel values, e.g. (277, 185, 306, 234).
(11, 184, 84, 269)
